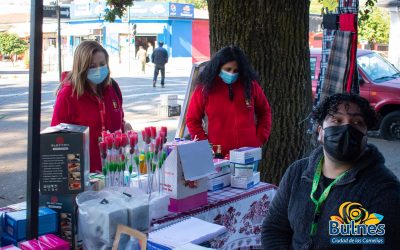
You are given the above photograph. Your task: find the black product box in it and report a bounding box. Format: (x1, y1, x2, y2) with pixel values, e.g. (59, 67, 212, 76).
(40, 124, 90, 194)
(40, 194, 82, 250)
(168, 105, 181, 117)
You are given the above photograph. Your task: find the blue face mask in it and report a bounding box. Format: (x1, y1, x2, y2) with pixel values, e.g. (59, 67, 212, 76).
(87, 65, 109, 85)
(219, 69, 239, 84)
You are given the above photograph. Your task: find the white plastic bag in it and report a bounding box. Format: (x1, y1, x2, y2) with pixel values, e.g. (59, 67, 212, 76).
(77, 190, 128, 250)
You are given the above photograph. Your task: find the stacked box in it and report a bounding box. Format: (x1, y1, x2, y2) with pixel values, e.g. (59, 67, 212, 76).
(158, 105, 181, 117)
(229, 147, 262, 164)
(208, 159, 231, 179)
(38, 234, 69, 250)
(160, 94, 178, 106)
(1, 233, 18, 247)
(208, 174, 231, 191)
(231, 172, 260, 190)
(4, 208, 58, 242)
(40, 124, 90, 194)
(0, 244, 20, 249)
(19, 240, 52, 250)
(233, 163, 255, 178)
(39, 195, 82, 250)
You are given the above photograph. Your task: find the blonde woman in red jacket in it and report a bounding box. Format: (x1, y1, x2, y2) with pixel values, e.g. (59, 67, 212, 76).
(186, 46, 272, 157)
(51, 41, 128, 173)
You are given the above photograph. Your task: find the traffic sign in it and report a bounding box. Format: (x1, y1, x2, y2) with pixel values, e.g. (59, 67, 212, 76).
(60, 7, 70, 19)
(43, 5, 70, 19)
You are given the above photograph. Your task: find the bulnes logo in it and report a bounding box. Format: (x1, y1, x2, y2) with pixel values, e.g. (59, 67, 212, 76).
(329, 202, 385, 245)
(331, 202, 383, 225)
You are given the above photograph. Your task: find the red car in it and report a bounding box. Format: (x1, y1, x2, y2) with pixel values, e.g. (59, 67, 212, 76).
(310, 48, 400, 140)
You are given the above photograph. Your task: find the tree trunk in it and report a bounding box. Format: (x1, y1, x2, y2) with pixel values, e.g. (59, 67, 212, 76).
(208, 0, 313, 185)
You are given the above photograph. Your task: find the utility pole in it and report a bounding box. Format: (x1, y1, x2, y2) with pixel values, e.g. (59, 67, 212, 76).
(56, 0, 62, 81)
(27, 0, 43, 239)
(128, 6, 131, 72)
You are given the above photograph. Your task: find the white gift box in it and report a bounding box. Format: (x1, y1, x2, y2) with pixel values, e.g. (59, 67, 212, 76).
(162, 140, 215, 212)
(208, 173, 231, 191)
(231, 172, 260, 189)
(229, 147, 262, 164)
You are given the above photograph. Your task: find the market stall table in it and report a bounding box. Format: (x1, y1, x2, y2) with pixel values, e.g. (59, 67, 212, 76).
(151, 182, 277, 250)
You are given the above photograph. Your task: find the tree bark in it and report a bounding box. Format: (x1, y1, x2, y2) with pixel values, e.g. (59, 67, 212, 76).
(208, 0, 313, 185)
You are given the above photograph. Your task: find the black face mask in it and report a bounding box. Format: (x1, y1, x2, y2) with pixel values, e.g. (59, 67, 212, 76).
(323, 124, 366, 163)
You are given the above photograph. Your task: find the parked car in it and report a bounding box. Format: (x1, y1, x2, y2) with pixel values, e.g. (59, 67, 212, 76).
(310, 48, 400, 140)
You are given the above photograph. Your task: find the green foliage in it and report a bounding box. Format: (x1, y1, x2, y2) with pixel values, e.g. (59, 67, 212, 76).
(104, 0, 134, 22)
(358, 6, 390, 45)
(310, 0, 323, 14)
(359, 0, 378, 23)
(315, 0, 377, 21)
(0, 32, 28, 63)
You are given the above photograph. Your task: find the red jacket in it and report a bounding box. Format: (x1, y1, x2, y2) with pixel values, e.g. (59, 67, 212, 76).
(51, 75, 124, 173)
(186, 77, 272, 156)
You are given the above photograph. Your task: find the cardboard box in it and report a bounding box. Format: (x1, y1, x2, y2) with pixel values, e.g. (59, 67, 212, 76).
(19, 240, 52, 250)
(229, 147, 262, 164)
(208, 173, 231, 191)
(40, 124, 90, 194)
(1, 233, 18, 247)
(160, 94, 178, 106)
(5, 208, 58, 241)
(0, 244, 20, 250)
(38, 234, 69, 250)
(233, 163, 256, 178)
(208, 159, 231, 180)
(231, 172, 260, 190)
(159, 105, 181, 117)
(162, 140, 214, 212)
(39, 194, 82, 250)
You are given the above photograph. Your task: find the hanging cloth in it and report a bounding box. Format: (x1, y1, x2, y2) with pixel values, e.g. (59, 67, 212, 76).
(320, 31, 352, 102)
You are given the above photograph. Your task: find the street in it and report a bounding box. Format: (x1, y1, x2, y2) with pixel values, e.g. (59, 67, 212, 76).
(0, 69, 399, 207)
(0, 67, 190, 207)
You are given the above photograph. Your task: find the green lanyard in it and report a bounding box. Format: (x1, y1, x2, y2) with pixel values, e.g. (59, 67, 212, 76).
(309, 158, 348, 236)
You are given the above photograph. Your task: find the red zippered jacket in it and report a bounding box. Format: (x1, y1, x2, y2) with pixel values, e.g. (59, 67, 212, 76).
(51, 73, 124, 173)
(186, 77, 272, 156)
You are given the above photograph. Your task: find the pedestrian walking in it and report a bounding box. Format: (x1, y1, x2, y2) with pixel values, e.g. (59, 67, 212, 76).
(146, 41, 154, 64)
(151, 41, 168, 87)
(136, 45, 147, 74)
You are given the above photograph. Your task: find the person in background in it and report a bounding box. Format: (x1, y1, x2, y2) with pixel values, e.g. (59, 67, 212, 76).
(262, 93, 400, 249)
(151, 41, 168, 88)
(186, 45, 272, 157)
(51, 40, 130, 173)
(146, 41, 154, 64)
(136, 45, 147, 74)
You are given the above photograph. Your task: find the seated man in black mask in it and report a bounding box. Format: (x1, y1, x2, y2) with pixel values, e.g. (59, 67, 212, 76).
(262, 93, 400, 249)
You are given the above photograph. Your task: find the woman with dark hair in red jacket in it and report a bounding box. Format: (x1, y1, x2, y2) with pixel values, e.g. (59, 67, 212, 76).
(186, 46, 272, 157)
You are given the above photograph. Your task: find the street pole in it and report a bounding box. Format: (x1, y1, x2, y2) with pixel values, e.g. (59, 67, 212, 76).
(57, 0, 62, 81)
(27, 0, 43, 239)
(128, 7, 131, 72)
